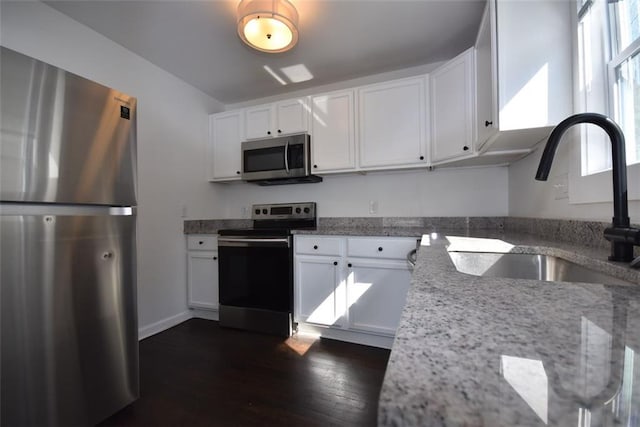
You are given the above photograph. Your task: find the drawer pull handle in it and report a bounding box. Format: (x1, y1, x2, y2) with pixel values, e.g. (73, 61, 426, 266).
(313, 245, 318, 250)
(378, 247, 383, 252)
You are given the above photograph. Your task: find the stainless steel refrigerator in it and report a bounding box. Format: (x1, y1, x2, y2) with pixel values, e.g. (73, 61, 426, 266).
(0, 47, 139, 426)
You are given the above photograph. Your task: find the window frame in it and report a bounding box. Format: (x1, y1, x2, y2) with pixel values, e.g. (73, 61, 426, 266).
(570, 0, 640, 204)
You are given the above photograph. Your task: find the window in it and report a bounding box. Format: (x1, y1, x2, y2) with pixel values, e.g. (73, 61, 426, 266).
(577, 0, 640, 175)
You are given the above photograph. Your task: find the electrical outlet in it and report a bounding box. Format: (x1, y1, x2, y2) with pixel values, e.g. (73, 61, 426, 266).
(180, 204, 188, 218)
(241, 206, 249, 218)
(369, 200, 378, 215)
(553, 173, 568, 200)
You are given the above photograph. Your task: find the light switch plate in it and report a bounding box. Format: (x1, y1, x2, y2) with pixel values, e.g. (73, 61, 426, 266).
(369, 200, 378, 215)
(553, 173, 569, 200)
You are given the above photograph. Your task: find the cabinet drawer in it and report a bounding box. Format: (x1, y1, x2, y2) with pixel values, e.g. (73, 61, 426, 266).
(295, 236, 342, 256)
(347, 237, 416, 260)
(187, 235, 218, 251)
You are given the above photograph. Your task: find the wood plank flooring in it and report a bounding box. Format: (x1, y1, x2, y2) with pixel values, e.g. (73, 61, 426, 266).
(99, 318, 390, 426)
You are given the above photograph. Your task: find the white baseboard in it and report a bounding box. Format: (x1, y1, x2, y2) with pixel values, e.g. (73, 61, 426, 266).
(297, 323, 394, 349)
(190, 308, 219, 321)
(138, 310, 192, 340)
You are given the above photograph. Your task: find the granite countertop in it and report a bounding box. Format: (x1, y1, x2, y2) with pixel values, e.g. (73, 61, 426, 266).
(378, 232, 640, 426)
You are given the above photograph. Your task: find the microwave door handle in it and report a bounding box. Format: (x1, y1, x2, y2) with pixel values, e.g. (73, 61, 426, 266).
(284, 139, 290, 174)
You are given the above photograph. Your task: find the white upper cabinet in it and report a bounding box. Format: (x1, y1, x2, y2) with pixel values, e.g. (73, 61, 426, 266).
(276, 98, 309, 135)
(481, 0, 572, 151)
(245, 98, 309, 140)
(244, 104, 273, 140)
(208, 110, 243, 181)
(430, 48, 475, 164)
(310, 89, 356, 173)
(358, 76, 428, 170)
(474, 4, 498, 148)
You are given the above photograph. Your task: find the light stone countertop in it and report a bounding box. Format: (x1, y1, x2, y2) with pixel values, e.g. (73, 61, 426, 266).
(378, 232, 640, 426)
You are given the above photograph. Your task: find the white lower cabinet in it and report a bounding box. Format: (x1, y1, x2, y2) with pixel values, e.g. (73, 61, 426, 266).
(346, 259, 411, 335)
(294, 235, 414, 348)
(186, 235, 219, 311)
(295, 256, 346, 327)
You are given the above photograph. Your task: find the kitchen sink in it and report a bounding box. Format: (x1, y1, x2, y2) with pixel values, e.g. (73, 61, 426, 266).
(447, 251, 633, 286)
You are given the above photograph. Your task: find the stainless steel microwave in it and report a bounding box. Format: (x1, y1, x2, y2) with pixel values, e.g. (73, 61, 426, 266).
(241, 134, 322, 185)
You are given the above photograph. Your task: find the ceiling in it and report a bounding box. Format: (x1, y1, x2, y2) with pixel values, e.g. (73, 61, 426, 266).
(45, 0, 486, 105)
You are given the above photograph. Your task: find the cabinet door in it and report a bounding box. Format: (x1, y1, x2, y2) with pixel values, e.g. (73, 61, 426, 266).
(347, 259, 411, 336)
(276, 98, 309, 136)
(358, 77, 427, 169)
(245, 105, 273, 140)
(295, 256, 346, 327)
(310, 90, 356, 173)
(188, 251, 219, 310)
(474, 2, 498, 149)
(430, 48, 475, 163)
(209, 111, 243, 181)
(494, 0, 571, 130)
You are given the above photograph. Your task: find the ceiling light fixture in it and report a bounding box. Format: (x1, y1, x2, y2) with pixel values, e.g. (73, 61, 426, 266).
(237, 0, 299, 53)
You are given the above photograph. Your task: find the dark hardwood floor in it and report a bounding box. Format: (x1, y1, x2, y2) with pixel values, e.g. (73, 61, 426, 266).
(99, 319, 390, 426)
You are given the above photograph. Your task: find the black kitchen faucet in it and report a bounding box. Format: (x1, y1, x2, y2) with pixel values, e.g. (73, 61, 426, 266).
(535, 113, 640, 264)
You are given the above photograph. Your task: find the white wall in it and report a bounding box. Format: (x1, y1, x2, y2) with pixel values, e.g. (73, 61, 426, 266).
(509, 139, 640, 223)
(213, 167, 509, 218)
(0, 1, 225, 336)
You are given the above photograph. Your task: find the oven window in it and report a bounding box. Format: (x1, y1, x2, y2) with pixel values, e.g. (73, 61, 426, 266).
(244, 146, 285, 172)
(218, 245, 292, 312)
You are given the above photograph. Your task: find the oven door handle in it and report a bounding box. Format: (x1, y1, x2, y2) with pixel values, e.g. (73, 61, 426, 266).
(218, 236, 291, 248)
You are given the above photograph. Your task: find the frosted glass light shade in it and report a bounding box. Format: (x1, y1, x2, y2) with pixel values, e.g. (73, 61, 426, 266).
(237, 0, 299, 53)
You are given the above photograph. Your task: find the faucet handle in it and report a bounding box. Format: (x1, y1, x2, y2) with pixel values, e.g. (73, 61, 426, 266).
(631, 256, 640, 269)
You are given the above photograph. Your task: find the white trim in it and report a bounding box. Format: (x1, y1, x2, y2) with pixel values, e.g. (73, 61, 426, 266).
(297, 323, 395, 349)
(190, 308, 219, 321)
(138, 310, 192, 340)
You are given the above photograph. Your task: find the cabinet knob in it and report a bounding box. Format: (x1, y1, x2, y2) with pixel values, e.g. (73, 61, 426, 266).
(485, 120, 493, 127)
(267, 131, 271, 135)
(314, 165, 318, 168)
(199, 241, 204, 245)
(348, 263, 352, 268)
(236, 171, 241, 175)
(213, 256, 217, 260)
(313, 245, 318, 250)
(419, 156, 424, 160)
(333, 261, 338, 266)
(463, 146, 469, 151)
(277, 129, 282, 133)
(378, 247, 383, 252)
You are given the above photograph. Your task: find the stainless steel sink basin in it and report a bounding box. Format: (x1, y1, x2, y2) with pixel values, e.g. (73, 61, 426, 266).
(447, 251, 632, 286)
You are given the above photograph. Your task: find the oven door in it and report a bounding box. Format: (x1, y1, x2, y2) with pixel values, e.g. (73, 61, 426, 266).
(218, 236, 293, 314)
(241, 135, 310, 181)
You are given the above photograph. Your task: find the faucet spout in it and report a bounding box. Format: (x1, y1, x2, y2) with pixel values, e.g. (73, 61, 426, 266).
(535, 113, 638, 262)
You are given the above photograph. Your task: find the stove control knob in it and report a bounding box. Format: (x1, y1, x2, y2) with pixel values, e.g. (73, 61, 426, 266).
(295, 207, 301, 214)
(262, 209, 268, 215)
(255, 209, 260, 215)
(303, 207, 310, 214)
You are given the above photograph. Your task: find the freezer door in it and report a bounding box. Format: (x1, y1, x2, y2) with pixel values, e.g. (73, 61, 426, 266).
(0, 47, 137, 206)
(1, 209, 138, 426)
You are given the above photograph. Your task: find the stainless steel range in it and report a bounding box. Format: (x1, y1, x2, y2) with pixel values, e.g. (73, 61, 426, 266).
(217, 202, 316, 336)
